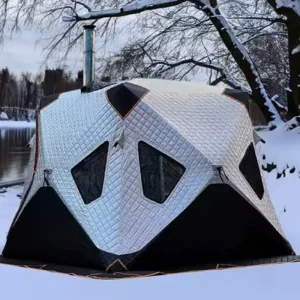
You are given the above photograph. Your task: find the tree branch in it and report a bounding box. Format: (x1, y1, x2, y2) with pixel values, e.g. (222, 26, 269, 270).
(210, 75, 224, 85)
(69, 0, 91, 12)
(243, 32, 288, 44)
(63, 0, 187, 22)
(41, 21, 78, 66)
(190, 0, 282, 123)
(227, 16, 286, 23)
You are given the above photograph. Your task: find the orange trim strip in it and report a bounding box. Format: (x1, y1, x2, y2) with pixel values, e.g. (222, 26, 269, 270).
(105, 259, 128, 272)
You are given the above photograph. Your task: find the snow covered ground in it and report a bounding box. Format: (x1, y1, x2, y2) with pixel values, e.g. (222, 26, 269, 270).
(0, 260, 300, 300)
(0, 125, 300, 300)
(265, 172, 300, 252)
(0, 112, 9, 120)
(258, 119, 300, 174)
(0, 120, 36, 128)
(0, 185, 23, 254)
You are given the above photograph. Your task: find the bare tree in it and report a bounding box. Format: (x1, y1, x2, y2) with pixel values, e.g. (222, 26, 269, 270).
(0, 67, 81, 112)
(266, 0, 300, 118)
(0, 68, 10, 107)
(62, 0, 294, 122)
(1, 0, 299, 122)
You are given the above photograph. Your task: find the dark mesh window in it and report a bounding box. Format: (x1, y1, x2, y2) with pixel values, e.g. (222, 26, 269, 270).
(71, 142, 109, 204)
(138, 141, 185, 204)
(239, 143, 264, 199)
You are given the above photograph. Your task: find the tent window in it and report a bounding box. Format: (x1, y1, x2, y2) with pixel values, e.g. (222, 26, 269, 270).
(138, 141, 185, 204)
(239, 143, 264, 199)
(71, 141, 109, 204)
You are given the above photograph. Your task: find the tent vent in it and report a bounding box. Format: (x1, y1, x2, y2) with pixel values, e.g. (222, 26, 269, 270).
(106, 82, 149, 118)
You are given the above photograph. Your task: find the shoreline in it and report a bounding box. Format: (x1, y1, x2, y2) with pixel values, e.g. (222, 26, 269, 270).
(0, 120, 36, 129)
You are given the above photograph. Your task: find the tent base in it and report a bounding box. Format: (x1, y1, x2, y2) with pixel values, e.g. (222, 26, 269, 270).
(1, 255, 299, 280)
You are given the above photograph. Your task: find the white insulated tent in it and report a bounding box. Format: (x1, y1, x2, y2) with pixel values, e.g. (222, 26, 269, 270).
(2, 78, 294, 273)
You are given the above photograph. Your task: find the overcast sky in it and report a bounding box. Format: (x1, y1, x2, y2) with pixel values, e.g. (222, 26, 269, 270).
(0, 26, 126, 77)
(0, 29, 44, 75)
(0, 21, 208, 83)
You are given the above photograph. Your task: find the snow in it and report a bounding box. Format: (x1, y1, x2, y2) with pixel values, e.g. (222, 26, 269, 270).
(0, 185, 23, 254)
(1, 260, 300, 300)
(200, 0, 282, 123)
(258, 119, 300, 174)
(0, 112, 9, 120)
(0, 127, 300, 299)
(271, 95, 287, 110)
(0, 120, 36, 129)
(63, 0, 182, 21)
(266, 171, 300, 252)
(2, 257, 300, 300)
(292, 44, 300, 55)
(276, 0, 300, 17)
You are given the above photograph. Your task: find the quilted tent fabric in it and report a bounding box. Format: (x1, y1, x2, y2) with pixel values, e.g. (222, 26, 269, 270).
(4, 78, 294, 270)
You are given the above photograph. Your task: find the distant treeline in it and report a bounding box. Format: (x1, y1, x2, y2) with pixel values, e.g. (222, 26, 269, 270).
(0, 68, 84, 110)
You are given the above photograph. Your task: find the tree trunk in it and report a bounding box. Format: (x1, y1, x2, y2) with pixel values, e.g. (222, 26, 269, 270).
(267, 0, 300, 118)
(286, 20, 300, 118)
(192, 0, 281, 123)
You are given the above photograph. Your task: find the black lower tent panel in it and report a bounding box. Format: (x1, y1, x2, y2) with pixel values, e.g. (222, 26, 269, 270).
(128, 184, 294, 271)
(2, 185, 294, 273)
(2, 187, 123, 271)
(1, 254, 299, 280)
(0, 256, 163, 279)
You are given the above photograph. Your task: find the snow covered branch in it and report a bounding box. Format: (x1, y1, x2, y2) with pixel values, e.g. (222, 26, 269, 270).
(69, 0, 91, 12)
(0, 0, 297, 121)
(242, 32, 288, 44)
(266, 0, 300, 117)
(190, 0, 283, 123)
(150, 58, 221, 73)
(63, 0, 186, 22)
(90, 0, 286, 122)
(292, 45, 300, 55)
(273, 0, 300, 18)
(151, 58, 247, 88)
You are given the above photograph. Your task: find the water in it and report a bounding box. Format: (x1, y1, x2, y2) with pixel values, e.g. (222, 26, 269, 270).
(0, 128, 35, 184)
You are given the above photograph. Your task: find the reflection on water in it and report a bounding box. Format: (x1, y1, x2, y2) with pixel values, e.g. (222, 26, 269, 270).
(0, 127, 35, 184)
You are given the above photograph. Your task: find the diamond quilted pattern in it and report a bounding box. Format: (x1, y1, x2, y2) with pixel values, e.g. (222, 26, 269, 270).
(38, 89, 213, 254)
(142, 91, 284, 237)
(18, 81, 286, 256)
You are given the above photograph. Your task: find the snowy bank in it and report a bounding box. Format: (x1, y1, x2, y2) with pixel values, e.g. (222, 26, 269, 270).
(0, 120, 36, 129)
(0, 112, 9, 120)
(265, 171, 300, 253)
(0, 185, 23, 254)
(1, 259, 300, 300)
(257, 117, 300, 175)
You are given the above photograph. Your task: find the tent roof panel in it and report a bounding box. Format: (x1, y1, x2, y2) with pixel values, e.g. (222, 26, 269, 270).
(129, 78, 224, 95)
